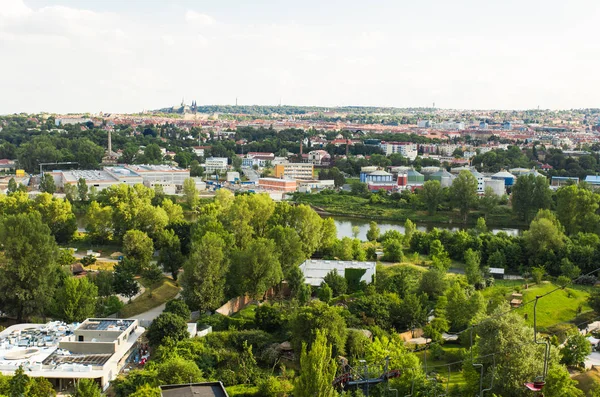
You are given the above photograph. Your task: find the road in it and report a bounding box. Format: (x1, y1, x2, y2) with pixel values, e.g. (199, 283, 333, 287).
(242, 167, 260, 182)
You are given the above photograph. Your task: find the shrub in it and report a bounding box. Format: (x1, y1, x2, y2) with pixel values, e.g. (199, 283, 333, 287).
(165, 299, 191, 320)
(255, 304, 283, 333)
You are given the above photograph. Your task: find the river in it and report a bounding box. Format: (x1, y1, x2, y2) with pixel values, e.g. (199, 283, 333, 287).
(332, 217, 521, 240)
(76, 214, 522, 240)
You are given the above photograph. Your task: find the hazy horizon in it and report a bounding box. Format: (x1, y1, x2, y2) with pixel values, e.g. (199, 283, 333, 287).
(1, 0, 599, 114)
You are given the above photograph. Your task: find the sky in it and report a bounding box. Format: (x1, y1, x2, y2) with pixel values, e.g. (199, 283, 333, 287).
(0, 0, 599, 114)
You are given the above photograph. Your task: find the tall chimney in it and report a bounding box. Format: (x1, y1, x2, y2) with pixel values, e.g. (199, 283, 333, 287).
(108, 130, 112, 156)
(300, 140, 303, 156)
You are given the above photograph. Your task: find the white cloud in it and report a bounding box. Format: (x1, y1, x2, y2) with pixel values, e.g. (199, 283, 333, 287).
(185, 10, 215, 25)
(0, 0, 31, 19)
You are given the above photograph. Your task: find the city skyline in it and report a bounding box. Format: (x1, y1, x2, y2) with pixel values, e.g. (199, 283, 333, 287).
(1, 0, 599, 114)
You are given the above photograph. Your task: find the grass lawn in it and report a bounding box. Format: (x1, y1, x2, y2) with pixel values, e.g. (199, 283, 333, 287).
(233, 304, 258, 321)
(573, 367, 600, 394)
(87, 261, 116, 271)
(517, 282, 591, 330)
(419, 345, 466, 389)
(293, 192, 524, 228)
(62, 239, 121, 257)
(119, 277, 180, 318)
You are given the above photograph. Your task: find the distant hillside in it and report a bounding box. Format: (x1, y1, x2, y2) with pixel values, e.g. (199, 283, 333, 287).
(153, 104, 437, 116)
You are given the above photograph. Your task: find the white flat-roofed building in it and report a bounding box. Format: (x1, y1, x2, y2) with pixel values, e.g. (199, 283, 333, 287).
(124, 164, 190, 187)
(52, 167, 144, 191)
(204, 157, 229, 173)
(379, 142, 418, 160)
(0, 318, 144, 391)
(299, 259, 376, 287)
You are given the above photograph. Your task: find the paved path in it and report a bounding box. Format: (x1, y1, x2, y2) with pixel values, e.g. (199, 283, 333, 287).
(131, 292, 181, 325)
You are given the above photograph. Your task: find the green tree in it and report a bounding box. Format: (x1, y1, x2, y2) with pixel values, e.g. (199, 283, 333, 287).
(90, 270, 114, 296)
(294, 330, 338, 397)
(543, 364, 584, 397)
(479, 186, 499, 220)
(419, 268, 448, 300)
(157, 229, 184, 280)
(560, 333, 591, 367)
(254, 304, 283, 332)
(34, 193, 77, 243)
(72, 378, 102, 397)
(164, 299, 191, 321)
(27, 377, 56, 397)
(350, 181, 369, 195)
(182, 177, 198, 208)
(77, 178, 88, 202)
(383, 238, 404, 262)
(161, 199, 184, 223)
(323, 270, 348, 296)
(0, 212, 60, 321)
(181, 232, 227, 311)
(446, 282, 485, 330)
(102, 184, 168, 240)
(123, 229, 154, 270)
(129, 384, 161, 397)
(404, 218, 416, 246)
(39, 173, 56, 194)
(9, 366, 29, 397)
(474, 217, 487, 234)
(364, 335, 423, 396)
(429, 239, 451, 271)
(320, 217, 338, 253)
(512, 174, 552, 222)
(112, 259, 140, 300)
(267, 226, 305, 276)
(318, 283, 333, 303)
(464, 248, 482, 286)
(85, 201, 113, 243)
(230, 238, 283, 299)
(420, 180, 444, 215)
(471, 306, 550, 397)
(556, 184, 600, 235)
(146, 312, 189, 346)
(523, 210, 565, 260)
(190, 160, 204, 177)
(366, 221, 380, 241)
(290, 302, 348, 355)
(156, 356, 203, 385)
(7, 178, 17, 194)
(54, 276, 98, 323)
(450, 170, 478, 222)
(63, 183, 77, 202)
(143, 143, 163, 164)
(589, 289, 600, 314)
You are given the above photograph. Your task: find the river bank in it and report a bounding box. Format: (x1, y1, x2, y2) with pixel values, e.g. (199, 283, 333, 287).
(295, 193, 527, 230)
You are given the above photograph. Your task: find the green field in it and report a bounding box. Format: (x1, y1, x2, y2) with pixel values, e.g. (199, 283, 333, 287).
(294, 193, 524, 227)
(491, 282, 593, 330)
(119, 277, 180, 317)
(419, 345, 466, 389)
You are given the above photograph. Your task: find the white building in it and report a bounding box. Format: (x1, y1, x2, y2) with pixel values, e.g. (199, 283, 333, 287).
(484, 178, 505, 196)
(52, 167, 143, 191)
(0, 318, 144, 391)
(379, 142, 418, 160)
(306, 150, 331, 165)
(204, 157, 229, 173)
(226, 172, 240, 182)
(299, 259, 376, 287)
(469, 168, 485, 193)
(124, 164, 190, 188)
